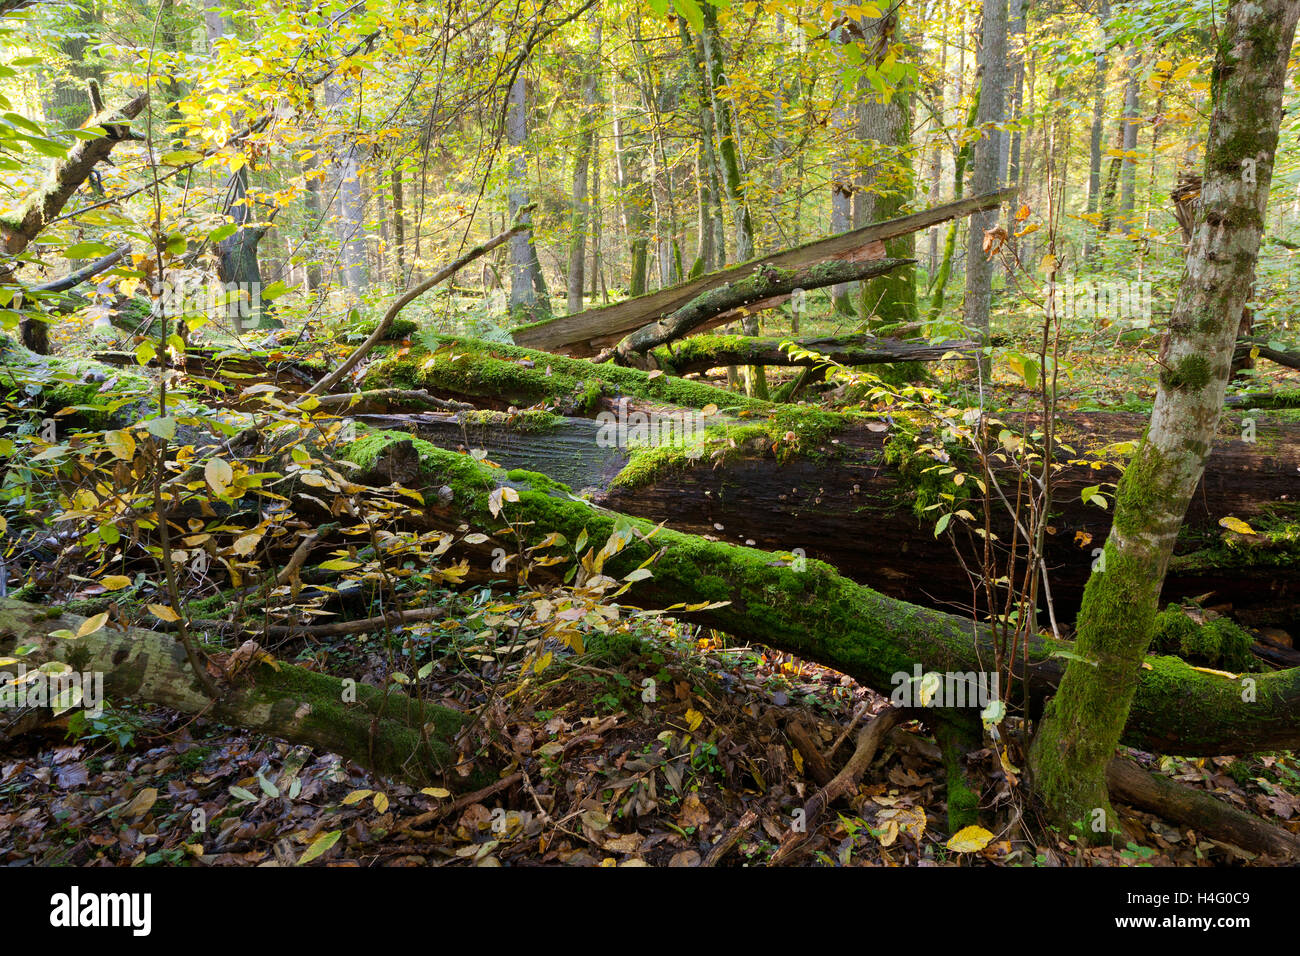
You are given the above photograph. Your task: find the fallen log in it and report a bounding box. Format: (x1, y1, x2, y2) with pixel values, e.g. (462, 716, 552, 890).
(513, 188, 1017, 357)
(602, 257, 913, 365)
(0, 598, 475, 787)
(649, 333, 976, 376)
(337, 437, 1300, 757)
(1237, 338, 1300, 372)
(1106, 758, 1300, 859)
(349, 387, 1300, 622)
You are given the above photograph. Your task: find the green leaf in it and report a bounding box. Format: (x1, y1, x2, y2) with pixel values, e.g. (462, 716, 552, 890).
(297, 830, 341, 865)
(208, 222, 237, 243)
(933, 513, 951, 537)
(261, 280, 290, 301)
(64, 241, 115, 260)
(145, 416, 177, 439)
(160, 149, 204, 166)
(671, 0, 704, 32)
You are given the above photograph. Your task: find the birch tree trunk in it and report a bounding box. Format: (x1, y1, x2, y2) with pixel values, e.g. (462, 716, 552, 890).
(1029, 0, 1300, 837)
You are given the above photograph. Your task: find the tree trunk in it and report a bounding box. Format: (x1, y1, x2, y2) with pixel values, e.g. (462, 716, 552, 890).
(520, 188, 1012, 357)
(1029, 0, 1300, 838)
(507, 75, 548, 320)
(0, 599, 472, 788)
(963, 0, 1009, 373)
(852, 7, 917, 327)
(699, 3, 765, 397)
(1083, 0, 1111, 266)
(1117, 46, 1142, 236)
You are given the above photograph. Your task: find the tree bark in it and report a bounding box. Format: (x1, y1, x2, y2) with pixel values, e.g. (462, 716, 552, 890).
(518, 188, 1014, 357)
(328, 433, 1300, 758)
(963, 0, 1008, 373)
(0, 599, 472, 787)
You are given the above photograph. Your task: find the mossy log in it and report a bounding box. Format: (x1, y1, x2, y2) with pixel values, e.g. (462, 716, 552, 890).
(349, 388, 1300, 622)
(649, 333, 976, 376)
(339, 436, 1300, 757)
(0, 598, 474, 787)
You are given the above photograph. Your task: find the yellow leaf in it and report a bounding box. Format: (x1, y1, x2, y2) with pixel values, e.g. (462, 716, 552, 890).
(946, 824, 995, 853)
(232, 533, 262, 556)
(297, 829, 341, 865)
(148, 603, 180, 622)
(121, 787, 158, 820)
(421, 787, 451, 799)
(1218, 516, 1256, 535)
(105, 429, 136, 462)
(101, 575, 132, 591)
(341, 789, 373, 805)
(684, 708, 704, 731)
(205, 458, 233, 496)
(373, 791, 389, 813)
(76, 612, 108, 638)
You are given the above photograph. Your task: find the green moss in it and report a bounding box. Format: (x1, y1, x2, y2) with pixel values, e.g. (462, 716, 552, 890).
(606, 405, 848, 492)
(362, 335, 772, 416)
(1151, 606, 1258, 672)
(1160, 354, 1213, 392)
(505, 468, 573, 496)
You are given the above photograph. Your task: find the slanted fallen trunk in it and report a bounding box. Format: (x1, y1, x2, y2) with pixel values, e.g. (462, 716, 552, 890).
(649, 332, 976, 376)
(338, 437, 1300, 757)
(603, 257, 913, 365)
(513, 188, 1017, 357)
(0, 599, 475, 787)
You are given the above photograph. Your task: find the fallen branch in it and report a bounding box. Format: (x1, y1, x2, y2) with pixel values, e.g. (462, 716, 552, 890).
(1106, 758, 1300, 860)
(771, 707, 907, 863)
(514, 188, 1017, 357)
(651, 332, 975, 376)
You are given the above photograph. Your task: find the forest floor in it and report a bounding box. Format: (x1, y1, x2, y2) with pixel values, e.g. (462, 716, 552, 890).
(3, 599, 1298, 867)
(3, 298, 1298, 867)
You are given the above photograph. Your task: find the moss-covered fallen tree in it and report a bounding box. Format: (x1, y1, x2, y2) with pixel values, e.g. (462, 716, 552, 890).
(339, 435, 1300, 758)
(0, 599, 475, 787)
(647, 332, 976, 376)
(347, 348, 1300, 620)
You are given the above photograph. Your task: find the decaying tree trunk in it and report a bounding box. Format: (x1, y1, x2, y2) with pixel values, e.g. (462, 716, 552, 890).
(0, 599, 473, 787)
(648, 333, 976, 375)
(605, 257, 913, 365)
(327, 436, 1300, 758)
(513, 189, 1015, 357)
